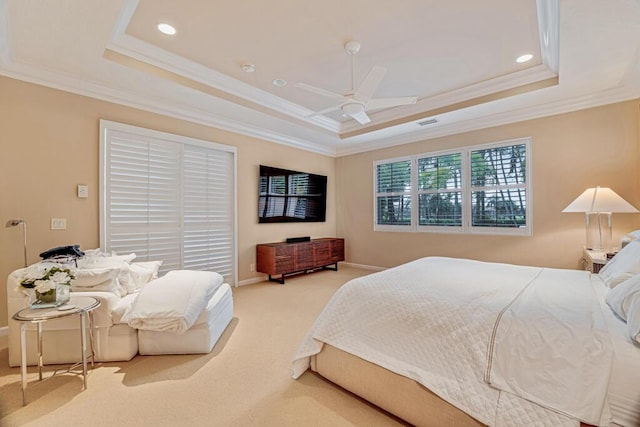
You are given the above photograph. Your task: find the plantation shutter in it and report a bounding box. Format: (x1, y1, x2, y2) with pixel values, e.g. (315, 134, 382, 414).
(470, 143, 527, 230)
(183, 145, 234, 277)
(417, 152, 462, 228)
(103, 131, 183, 272)
(101, 121, 236, 284)
(374, 159, 412, 227)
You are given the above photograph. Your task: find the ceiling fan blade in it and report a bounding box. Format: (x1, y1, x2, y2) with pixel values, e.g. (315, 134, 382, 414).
(354, 65, 387, 101)
(295, 82, 349, 102)
(305, 104, 342, 118)
(366, 96, 418, 111)
(346, 109, 371, 125)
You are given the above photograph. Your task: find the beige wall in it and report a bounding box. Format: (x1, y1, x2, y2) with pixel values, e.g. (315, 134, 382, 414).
(2, 74, 639, 328)
(0, 76, 336, 326)
(336, 100, 640, 270)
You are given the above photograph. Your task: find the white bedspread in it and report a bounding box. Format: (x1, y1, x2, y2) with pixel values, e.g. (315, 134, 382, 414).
(292, 257, 613, 427)
(124, 270, 223, 333)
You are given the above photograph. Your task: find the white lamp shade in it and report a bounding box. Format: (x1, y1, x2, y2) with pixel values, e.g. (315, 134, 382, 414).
(562, 187, 639, 213)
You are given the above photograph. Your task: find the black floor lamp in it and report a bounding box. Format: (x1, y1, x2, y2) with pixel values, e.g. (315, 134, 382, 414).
(6, 219, 27, 267)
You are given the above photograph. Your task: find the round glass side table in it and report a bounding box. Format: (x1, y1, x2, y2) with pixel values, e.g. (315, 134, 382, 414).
(12, 296, 101, 405)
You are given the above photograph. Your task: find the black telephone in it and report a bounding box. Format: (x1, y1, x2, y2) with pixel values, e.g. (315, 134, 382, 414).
(39, 245, 85, 260)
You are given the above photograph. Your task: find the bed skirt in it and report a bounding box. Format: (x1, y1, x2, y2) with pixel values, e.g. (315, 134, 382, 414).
(311, 344, 485, 427)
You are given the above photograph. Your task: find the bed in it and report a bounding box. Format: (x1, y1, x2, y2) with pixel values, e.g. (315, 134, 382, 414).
(292, 251, 640, 427)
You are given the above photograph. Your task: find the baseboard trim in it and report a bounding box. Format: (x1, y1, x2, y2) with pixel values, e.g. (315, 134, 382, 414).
(341, 262, 386, 272)
(0, 326, 8, 336)
(237, 276, 267, 287)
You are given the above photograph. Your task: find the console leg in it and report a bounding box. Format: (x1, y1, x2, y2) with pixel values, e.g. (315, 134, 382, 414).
(268, 274, 285, 284)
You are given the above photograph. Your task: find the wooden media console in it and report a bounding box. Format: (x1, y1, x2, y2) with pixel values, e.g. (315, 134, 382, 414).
(256, 238, 345, 284)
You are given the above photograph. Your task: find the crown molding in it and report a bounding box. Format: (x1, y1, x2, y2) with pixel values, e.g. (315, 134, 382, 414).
(340, 64, 558, 136)
(2, 47, 637, 160)
(107, 34, 341, 134)
(0, 60, 338, 156)
(335, 85, 640, 156)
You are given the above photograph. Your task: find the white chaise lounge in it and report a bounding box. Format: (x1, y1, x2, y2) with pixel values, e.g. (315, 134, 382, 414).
(6, 255, 233, 367)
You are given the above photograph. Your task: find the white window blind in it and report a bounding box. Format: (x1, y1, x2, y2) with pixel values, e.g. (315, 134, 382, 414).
(374, 138, 531, 235)
(374, 159, 412, 227)
(183, 144, 234, 277)
(417, 152, 463, 228)
(470, 144, 527, 229)
(100, 120, 237, 284)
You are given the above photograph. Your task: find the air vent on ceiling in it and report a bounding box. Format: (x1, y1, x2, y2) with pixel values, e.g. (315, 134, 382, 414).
(417, 118, 438, 127)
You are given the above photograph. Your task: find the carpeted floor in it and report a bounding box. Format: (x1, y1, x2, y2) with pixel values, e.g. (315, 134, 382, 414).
(0, 266, 408, 427)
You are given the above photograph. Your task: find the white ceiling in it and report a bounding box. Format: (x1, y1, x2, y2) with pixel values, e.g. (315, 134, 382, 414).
(1, 0, 640, 156)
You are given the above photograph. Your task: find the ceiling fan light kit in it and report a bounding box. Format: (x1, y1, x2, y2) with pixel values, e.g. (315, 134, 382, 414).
(296, 41, 418, 125)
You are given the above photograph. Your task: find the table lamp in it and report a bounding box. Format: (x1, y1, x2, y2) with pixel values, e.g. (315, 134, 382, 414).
(562, 187, 639, 252)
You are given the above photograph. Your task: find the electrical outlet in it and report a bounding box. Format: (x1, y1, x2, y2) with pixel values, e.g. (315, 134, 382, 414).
(51, 218, 67, 230)
(250, 263, 255, 272)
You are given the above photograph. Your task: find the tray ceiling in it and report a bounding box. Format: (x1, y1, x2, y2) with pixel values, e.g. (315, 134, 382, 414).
(1, 0, 640, 155)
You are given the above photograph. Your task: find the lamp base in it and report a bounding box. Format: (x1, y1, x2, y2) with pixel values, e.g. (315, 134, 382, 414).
(585, 212, 612, 252)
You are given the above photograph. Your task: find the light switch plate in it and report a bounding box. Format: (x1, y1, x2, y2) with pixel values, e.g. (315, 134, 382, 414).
(77, 184, 88, 198)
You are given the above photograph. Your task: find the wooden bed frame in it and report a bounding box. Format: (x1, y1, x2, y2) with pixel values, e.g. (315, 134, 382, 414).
(311, 344, 594, 427)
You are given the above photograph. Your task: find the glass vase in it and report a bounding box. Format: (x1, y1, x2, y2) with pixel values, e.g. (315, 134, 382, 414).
(31, 284, 71, 308)
(35, 288, 56, 304)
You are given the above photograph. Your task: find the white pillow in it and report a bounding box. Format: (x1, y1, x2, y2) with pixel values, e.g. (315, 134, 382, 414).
(111, 293, 139, 324)
(71, 267, 121, 295)
(598, 239, 640, 288)
(128, 261, 163, 292)
(78, 253, 136, 267)
(77, 253, 136, 296)
(628, 298, 640, 344)
(606, 273, 640, 343)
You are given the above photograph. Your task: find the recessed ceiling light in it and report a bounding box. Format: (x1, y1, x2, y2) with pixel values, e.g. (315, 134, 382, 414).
(157, 23, 176, 35)
(516, 54, 533, 63)
(272, 79, 287, 87)
(242, 64, 256, 73)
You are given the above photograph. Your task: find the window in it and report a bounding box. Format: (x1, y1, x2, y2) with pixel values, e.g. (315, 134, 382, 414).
(418, 153, 462, 227)
(470, 144, 527, 229)
(375, 159, 412, 226)
(100, 120, 237, 284)
(374, 138, 531, 235)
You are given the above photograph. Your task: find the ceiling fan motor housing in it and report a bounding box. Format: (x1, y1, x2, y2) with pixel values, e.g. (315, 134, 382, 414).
(341, 102, 365, 115)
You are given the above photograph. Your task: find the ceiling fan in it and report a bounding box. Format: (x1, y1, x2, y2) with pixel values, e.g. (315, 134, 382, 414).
(296, 41, 418, 125)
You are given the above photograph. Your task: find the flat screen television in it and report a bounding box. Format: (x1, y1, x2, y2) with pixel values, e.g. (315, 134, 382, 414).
(258, 165, 327, 223)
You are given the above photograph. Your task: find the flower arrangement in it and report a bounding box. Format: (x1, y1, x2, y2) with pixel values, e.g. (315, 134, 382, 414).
(19, 263, 75, 294)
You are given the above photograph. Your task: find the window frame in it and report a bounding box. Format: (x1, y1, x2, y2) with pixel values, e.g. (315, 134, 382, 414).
(374, 138, 532, 236)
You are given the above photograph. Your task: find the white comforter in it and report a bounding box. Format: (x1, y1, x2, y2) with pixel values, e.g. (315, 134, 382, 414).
(292, 257, 613, 427)
(124, 270, 223, 333)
